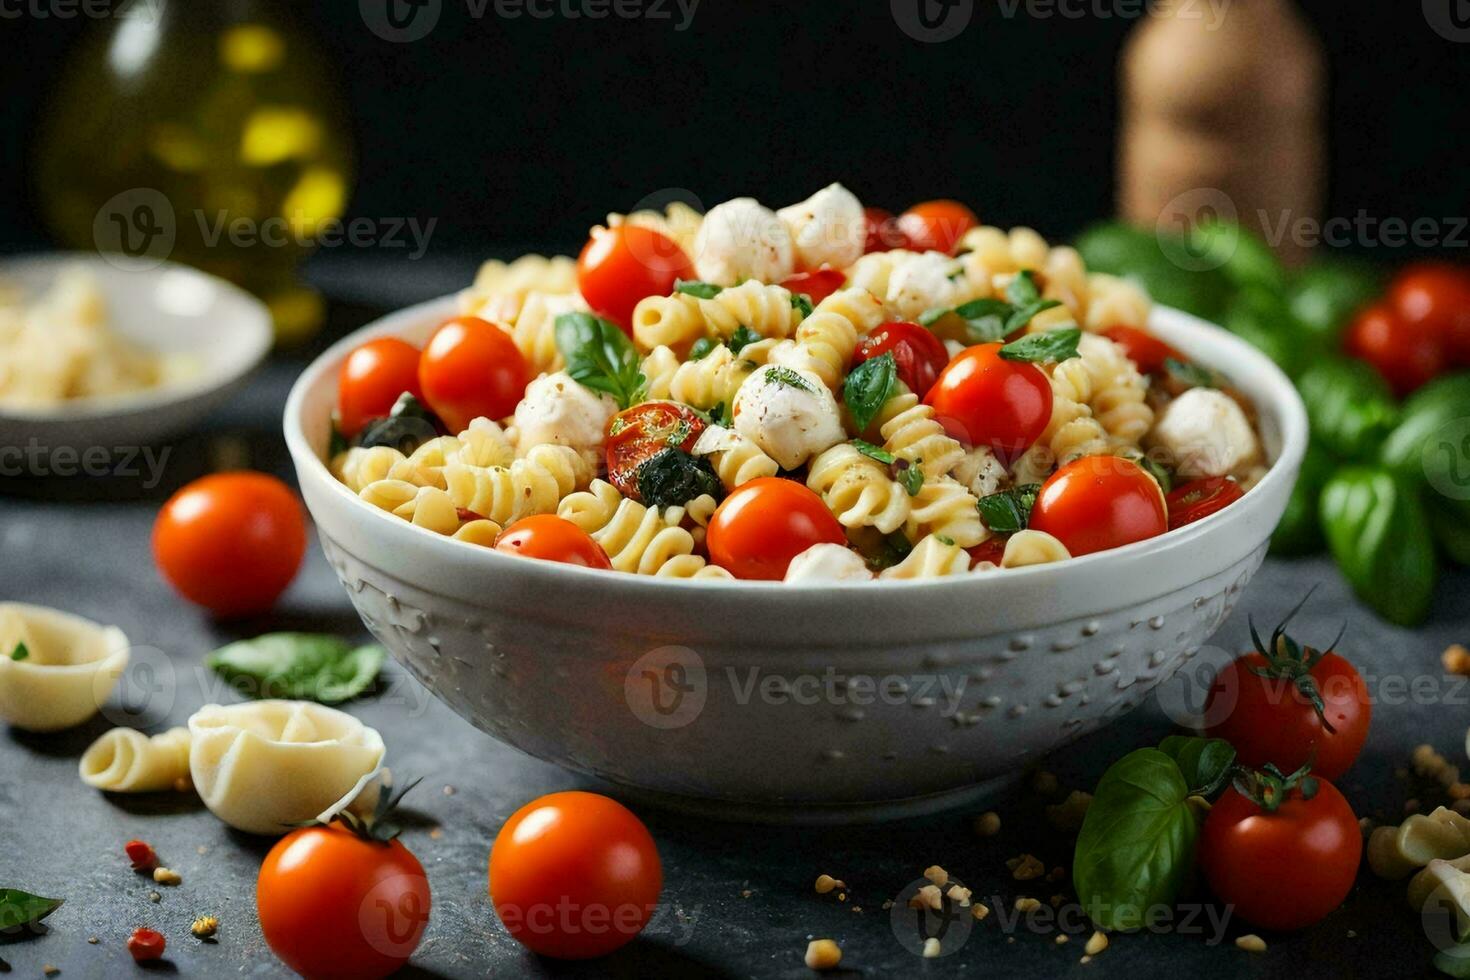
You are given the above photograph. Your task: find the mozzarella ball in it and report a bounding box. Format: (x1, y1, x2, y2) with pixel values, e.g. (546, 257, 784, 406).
(693, 198, 795, 286)
(1149, 387, 1260, 478)
(513, 371, 618, 469)
(732, 364, 845, 470)
(785, 543, 873, 583)
(777, 183, 865, 272)
(885, 250, 967, 320)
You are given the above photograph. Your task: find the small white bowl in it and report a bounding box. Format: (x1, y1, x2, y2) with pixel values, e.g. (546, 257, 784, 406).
(285, 297, 1308, 822)
(0, 253, 272, 449)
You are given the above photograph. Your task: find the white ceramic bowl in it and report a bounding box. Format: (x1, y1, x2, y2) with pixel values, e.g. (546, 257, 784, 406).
(285, 297, 1307, 821)
(0, 254, 272, 449)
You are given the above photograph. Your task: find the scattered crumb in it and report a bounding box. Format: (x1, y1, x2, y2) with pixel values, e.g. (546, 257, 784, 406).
(741, 890, 753, 899)
(152, 867, 182, 886)
(974, 811, 1002, 837)
(1443, 644, 1470, 676)
(881, 899, 894, 910)
(804, 938, 841, 970)
(1346, 929, 1358, 939)
(429, 828, 444, 840)
(443, 785, 456, 796)
(196, 846, 208, 856)
(923, 865, 949, 887)
(1048, 866, 1067, 882)
(1081, 955, 1093, 964)
(191, 915, 219, 939)
(1085, 930, 1109, 955)
(1055, 934, 1069, 945)
(1012, 854, 1045, 881)
(837, 892, 846, 902)
(814, 874, 845, 895)
(1015, 897, 1042, 912)
(86, 938, 99, 945)
(1236, 934, 1268, 953)
(1030, 770, 1060, 797)
(972, 902, 990, 921)
(1046, 791, 1093, 834)
(851, 906, 862, 914)
(922, 937, 941, 958)
(909, 885, 943, 911)
(147, 891, 161, 903)
(946, 884, 972, 906)
(1049, 894, 1066, 908)
(43, 967, 59, 978)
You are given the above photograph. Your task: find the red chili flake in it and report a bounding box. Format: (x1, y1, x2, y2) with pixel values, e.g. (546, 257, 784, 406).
(126, 928, 166, 962)
(125, 839, 158, 872)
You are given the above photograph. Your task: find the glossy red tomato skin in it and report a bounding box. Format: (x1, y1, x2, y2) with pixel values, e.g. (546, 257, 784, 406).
(153, 472, 307, 617)
(127, 928, 166, 962)
(707, 478, 846, 580)
(855, 322, 951, 399)
(965, 536, 1008, 567)
(490, 791, 662, 960)
(1344, 302, 1446, 396)
(258, 824, 431, 980)
(1166, 477, 1245, 530)
(1204, 650, 1369, 780)
(1389, 262, 1470, 365)
(494, 516, 613, 570)
(780, 269, 846, 305)
(1101, 326, 1183, 376)
(862, 207, 907, 253)
(924, 344, 1052, 460)
(418, 317, 531, 433)
(1028, 456, 1168, 557)
(605, 402, 707, 500)
(337, 338, 424, 437)
(1199, 780, 1361, 931)
(577, 225, 694, 332)
(896, 200, 979, 254)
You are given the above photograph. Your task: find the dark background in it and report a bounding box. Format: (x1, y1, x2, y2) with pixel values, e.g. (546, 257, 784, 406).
(1, 0, 1468, 263)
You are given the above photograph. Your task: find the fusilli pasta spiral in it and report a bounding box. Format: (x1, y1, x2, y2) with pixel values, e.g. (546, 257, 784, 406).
(878, 536, 973, 579)
(442, 445, 590, 525)
(1001, 529, 1072, 568)
(791, 287, 887, 389)
(806, 443, 911, 534)
(903, 476, 986, 548)
(388, 435, 463, 489)
(557, 479, 713, 576)
(875, 389, 967, 478)
(700, 430, 779, 490)
(359, 481, 461, 534)
(333, 446, 406, 493)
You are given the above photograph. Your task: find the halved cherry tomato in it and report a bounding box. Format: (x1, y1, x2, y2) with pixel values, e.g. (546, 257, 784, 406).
(418, 316, 530, 433)
(924, 343, 1052, 460)
(1344, 302, 1445, 396)
(1389, 262, 1470, 366)
(494, 515, 613, 570)
(127, 928, 166, 962)
(862, 207, 907, 253)
(966, 536, 1009, 567)
(781, 269, 845, 306)
(896, 200, 979, 255)
(1028, 456, 1168, 557)
(578, 224, 695, 332)
(605, 401, 707, 500)
(1199, 775, 1361, 931)
(490, 791, 662, 960)
(337, 338, 424, 437)
(1166, 477, 1245, 530)
(855, 321, 951, 399)
(1101, 326, 1183, 376)
(707, 477, 846, 580)
(153, 472, 307, 617)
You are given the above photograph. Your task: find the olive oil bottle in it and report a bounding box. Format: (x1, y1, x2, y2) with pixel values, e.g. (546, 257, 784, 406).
(34, 0, 355, 343)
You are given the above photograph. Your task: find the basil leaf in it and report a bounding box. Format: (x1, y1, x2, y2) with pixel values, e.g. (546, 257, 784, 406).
(895, 460, 924, 497)
(636, 448, 723, 509)
(1005, 269, 1044, 306)
(976, 485, 1041, 534)
(1188, 219, 1285, 292)
(1163, 358, 1219, 390)
(1004, 299, 1063, 336)
(1434, 944, 1470, 979)
(1320, 466, 1436, 626)
(791, 292, 815, 319)
(9, 642, 27, 662)
(1287, 257, 1383, 346)
(852, 439, 896, 465)
(1271, 439, 1334, 556)
(857, 530, 913, 572)
(727, 325, 761, 356)
(843, 353, 897, 432)
(999, 328, 1081, 364)
(675, 279, 723, 299)
(1157, 736, 1236, 797)
(923, 298, 1012, 344)
(1297, 358, 1399, 459)
(1073, 748, 1199, 932)
(555, 312, 646, 410)
(357, 393, 443, 453)
(1429, 495, 1470, 567)
(688, 337, 718, 361)
(207, 634, 386, 704)
(1380, 374, 1470, 485)
(0, 889, 63, 933)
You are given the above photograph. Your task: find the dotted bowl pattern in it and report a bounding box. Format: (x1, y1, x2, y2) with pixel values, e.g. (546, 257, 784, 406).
(321, 533, 1266, 814)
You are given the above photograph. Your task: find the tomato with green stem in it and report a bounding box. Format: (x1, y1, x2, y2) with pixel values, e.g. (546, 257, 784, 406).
(495, 516, 612, 570)
(707, 478, 845, 580)
(578, 224, 694, 331)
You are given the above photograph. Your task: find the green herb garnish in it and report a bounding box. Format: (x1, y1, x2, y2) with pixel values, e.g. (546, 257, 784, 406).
(766, 366, 816, 393)
(206, 634, 386, 705)
(9, 643, 28, 662)
(843, 352, 897, 432)
(976, 484, 1041, 533)
(675, 279, 724, 299)
(0, 889, 63, 933)
(555, 312, 647, 409)
(1165, 357, 1220, 390)
(999, 328, 1081, 364)
(790, 292, 815, 319)
(727, 325, 761, 356)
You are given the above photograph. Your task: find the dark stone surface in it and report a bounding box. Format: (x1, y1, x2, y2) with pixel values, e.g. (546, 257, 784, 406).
(2, 283, 1466, 979)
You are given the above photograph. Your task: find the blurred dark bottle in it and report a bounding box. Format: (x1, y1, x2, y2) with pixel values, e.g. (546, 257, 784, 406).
(34, 0, 355, 343)
(1119, 0, 1324, 265)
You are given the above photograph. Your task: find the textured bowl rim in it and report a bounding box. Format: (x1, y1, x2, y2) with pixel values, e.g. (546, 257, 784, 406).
(285, 292, 1307, 598)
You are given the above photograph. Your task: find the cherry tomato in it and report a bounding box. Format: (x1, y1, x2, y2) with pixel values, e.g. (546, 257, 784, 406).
(127, 928, 166, 962)
(337, 337, 423, 437)
(153, 472, 307, 618)
(781, 269, 846, 306)
(707, 478, 846, 580)
(578, 224, 694, 332)
(1101, 326, 1183, 376)
(1199, 776, 1361, 931)
(1389, 262, 1470, 366)
(1028, 456, 1168, 557)
(1344, 302, 1445, 397)
(1204, 629, 1370, 780)
(418, 316, 530, 433)
(259, 823, 430, 980)
(490, 791, 662, 960)
(965, 536, 1008, 567)
(1166, 477, 1245, 530)
(862, 207, 907, 253)
(605, 401, 707, 500)
(494, 516, 613, 570)
(855, 321, 951, 399)
(896, 200, 979, 255)
(924, 344, 1052, 460)
(124, 839, 158, 871)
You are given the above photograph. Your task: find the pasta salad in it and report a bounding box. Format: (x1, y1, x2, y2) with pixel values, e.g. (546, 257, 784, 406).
(329, 184, 1267, 581)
